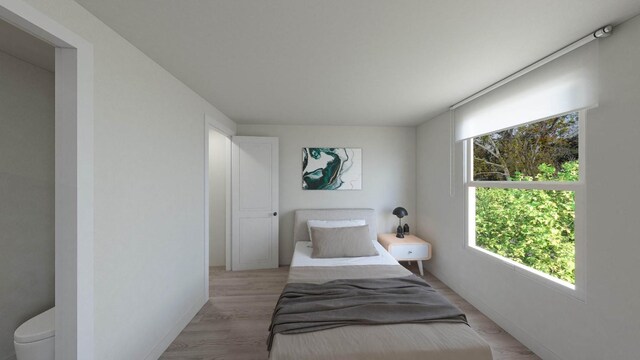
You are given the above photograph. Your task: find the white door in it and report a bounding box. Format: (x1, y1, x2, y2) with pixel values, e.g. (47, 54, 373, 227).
(232, 136, 279, 270)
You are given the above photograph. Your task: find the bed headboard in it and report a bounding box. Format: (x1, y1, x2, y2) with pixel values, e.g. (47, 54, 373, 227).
(293, 208, 377, 245)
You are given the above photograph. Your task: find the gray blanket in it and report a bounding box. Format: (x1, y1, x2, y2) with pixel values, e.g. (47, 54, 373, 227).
(268, 275, 468, 350)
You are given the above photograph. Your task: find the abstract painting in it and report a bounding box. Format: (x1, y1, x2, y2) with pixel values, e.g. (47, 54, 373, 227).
(302, 148, 362, 190)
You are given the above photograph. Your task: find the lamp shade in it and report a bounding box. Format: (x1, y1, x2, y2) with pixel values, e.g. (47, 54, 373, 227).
(392, 207, 408, 218)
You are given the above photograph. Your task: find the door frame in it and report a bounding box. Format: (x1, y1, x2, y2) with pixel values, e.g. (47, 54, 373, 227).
(203, 114, 234, 300)
(0, 0, 94, 358)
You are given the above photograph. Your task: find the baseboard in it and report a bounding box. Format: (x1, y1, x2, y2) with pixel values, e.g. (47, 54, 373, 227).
(143, 296, 207, 360)
(429, 268, 563, 360)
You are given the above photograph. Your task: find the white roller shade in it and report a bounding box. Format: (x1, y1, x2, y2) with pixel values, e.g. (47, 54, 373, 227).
(454, 41, 598, 141)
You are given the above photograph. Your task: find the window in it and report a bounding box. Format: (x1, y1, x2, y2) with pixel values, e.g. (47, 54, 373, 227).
(466, 112, 583, 288)
(454, 42, 595, 295)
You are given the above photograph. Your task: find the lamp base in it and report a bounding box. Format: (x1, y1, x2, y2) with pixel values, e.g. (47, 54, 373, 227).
(396, 225, 404, 238)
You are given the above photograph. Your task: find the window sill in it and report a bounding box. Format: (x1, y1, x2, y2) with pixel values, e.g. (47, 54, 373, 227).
(467, 245, 585, 302)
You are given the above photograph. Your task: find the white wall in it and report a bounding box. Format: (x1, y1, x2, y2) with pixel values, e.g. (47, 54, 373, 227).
(16, 1, 236, 359)
(0, 50, 54, 360)
(416, 15, 640, 360)
(237, 125, 417, 265)
(208, 130, 228, 267)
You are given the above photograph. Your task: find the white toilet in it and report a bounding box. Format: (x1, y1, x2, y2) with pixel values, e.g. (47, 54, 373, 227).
(14, 307, 55, 360)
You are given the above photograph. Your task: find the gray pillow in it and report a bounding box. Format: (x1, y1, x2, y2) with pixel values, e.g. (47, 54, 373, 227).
(310, 225, 379, 258)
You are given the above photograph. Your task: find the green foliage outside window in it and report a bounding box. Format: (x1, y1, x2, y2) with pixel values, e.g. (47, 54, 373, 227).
(473, 112, 578, 181)
(475, 161, 578, 284)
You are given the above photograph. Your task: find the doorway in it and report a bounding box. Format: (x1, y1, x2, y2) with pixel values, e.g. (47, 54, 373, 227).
(0, 2, 94, 358)
(203, 114, 233, 300)
(208, 129, 231, 271)
(0, 17, 55, 360)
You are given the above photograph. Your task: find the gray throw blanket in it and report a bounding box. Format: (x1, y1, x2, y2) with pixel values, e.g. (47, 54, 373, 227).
(268, 275, 468, 350)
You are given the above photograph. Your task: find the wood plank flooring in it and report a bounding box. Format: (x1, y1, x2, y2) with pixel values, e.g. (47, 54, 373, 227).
(161, 264, 540, 360)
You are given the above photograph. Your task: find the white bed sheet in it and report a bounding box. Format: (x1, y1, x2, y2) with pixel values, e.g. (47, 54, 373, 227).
(291, 241, 399, 267)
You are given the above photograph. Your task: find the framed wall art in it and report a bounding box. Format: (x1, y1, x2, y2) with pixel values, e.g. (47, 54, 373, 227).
(302, 147, 362, 190)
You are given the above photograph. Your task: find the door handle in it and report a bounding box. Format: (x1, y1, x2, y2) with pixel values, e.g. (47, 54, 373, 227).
(273, 212, 278, 216)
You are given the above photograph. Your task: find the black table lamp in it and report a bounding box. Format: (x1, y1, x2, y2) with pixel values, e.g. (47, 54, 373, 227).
(392, 207, 408, 238)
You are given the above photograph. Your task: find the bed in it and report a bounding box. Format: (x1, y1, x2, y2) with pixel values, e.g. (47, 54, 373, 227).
(268, 208, 493, 360)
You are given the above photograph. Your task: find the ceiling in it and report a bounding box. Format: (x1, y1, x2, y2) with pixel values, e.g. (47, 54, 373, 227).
(74, 0, 640, 126)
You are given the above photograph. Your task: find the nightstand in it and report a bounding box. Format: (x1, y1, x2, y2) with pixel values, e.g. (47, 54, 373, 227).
(378, 233, 431, 276)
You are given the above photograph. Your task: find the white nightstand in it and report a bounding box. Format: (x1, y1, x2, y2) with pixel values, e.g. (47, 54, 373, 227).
(378, 233, 432, 276)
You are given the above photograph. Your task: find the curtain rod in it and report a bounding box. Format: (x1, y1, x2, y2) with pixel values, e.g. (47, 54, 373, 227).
(449, 25, 612, 110)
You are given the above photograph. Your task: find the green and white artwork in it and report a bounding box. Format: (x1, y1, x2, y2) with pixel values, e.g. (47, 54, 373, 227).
(302, 148, 362, 190)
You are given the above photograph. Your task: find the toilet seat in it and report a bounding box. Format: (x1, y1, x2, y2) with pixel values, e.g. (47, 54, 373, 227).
(14, 307, 55, 343)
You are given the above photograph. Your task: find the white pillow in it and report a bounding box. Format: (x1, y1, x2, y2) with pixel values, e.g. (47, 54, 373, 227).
(307, 219, 367, 243)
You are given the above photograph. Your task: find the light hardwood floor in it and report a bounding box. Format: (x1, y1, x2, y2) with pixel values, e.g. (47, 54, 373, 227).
(161, 264, 540, 360)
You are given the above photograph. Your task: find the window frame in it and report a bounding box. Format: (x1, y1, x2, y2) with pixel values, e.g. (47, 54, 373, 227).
(464, 110, 586, 301)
